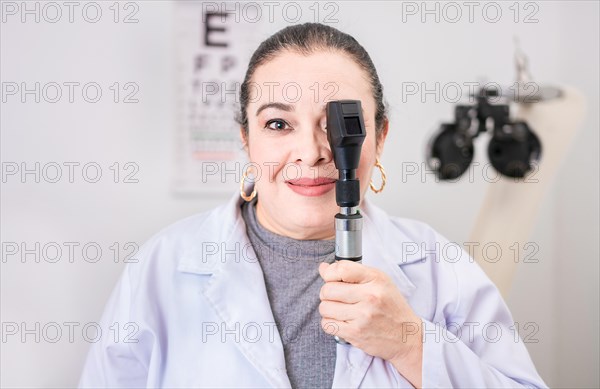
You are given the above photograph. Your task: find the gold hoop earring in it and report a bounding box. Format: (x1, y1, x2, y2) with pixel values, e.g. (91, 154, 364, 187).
(240, 168, 257, 202)
(369, 158, 386, 194)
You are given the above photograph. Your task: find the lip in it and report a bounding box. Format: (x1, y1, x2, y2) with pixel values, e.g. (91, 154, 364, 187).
(286, 177, 336, 197)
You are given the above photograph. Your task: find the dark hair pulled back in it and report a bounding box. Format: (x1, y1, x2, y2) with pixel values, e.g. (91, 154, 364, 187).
(236, 23, 388, 141)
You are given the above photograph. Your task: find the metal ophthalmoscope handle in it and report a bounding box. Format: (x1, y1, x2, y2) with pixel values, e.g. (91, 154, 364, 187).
(326, 100, 367, 345)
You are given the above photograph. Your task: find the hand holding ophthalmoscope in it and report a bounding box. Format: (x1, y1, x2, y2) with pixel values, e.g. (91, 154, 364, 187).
(318, 260, 423, 381)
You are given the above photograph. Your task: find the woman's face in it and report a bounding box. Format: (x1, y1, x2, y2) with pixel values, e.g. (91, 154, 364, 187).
(242, 50, 387, 240)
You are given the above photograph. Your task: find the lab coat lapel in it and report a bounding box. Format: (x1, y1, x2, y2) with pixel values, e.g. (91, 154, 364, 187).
(332, 343, 375, 388)
(362, 199, 418, 298)
(178, 195, 292, 388)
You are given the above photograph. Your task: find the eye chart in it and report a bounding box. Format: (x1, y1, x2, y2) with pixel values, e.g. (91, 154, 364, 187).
(172, 2, 263, 195)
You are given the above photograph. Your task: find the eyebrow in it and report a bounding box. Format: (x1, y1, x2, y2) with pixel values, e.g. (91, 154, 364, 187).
(255, 102, 294, 116)
(255, 102, 355, 116)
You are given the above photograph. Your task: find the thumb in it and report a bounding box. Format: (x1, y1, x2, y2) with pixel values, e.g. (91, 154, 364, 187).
(318, 262, 330, 277)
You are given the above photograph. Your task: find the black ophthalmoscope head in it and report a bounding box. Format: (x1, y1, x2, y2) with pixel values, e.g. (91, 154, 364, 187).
(326, 100, 367, 207)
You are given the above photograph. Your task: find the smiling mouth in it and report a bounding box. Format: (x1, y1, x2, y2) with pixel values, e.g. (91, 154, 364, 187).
(286, 178, 337, 186)
(285, 177, 337, 197)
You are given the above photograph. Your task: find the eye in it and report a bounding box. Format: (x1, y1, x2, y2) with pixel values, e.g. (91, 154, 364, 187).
(265, 119, 291, 131)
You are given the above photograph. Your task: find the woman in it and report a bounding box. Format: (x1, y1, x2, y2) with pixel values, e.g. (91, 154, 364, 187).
(79, 23, 547, 388)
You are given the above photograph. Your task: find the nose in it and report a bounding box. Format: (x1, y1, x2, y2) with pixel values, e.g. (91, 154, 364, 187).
(293, 123, 333, 167)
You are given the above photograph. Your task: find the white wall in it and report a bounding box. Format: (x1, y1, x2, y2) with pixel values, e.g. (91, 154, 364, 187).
(1, 1, 598, 387)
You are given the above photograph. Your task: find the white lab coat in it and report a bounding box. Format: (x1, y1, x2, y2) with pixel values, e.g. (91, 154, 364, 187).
(79, 193, 547, 388)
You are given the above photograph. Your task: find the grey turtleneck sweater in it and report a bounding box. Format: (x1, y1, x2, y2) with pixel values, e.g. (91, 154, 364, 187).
(241, 198, 337, 389)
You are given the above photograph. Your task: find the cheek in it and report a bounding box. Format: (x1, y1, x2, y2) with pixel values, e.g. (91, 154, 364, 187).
(360, 135, 378, 169)
(357, 135, 377, 187)
(247, 139, 288, 183)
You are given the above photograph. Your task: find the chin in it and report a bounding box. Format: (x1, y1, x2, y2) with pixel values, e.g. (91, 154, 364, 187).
(293, 205, 336, 232)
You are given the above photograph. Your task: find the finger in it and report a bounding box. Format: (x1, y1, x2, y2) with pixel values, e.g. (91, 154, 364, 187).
(319, 260, 375, 284)
(319, 300, 358, 322)
(318, 262, 330, 274)
(320, 281, 364, 304)
(320, 317, 350, 338)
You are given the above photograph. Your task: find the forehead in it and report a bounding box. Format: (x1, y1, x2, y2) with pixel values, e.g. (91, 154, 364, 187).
(249, 50, 373, 107)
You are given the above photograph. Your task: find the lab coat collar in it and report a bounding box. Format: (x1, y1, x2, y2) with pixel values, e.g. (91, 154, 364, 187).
(178, 193, 291, 387)
(177, 193, 418, 388)
(360, 198, 419, 298)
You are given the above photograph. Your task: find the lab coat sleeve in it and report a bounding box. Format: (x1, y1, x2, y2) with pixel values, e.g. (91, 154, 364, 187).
(78, 263, 150, 388)
(420, 245, 548, 388)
